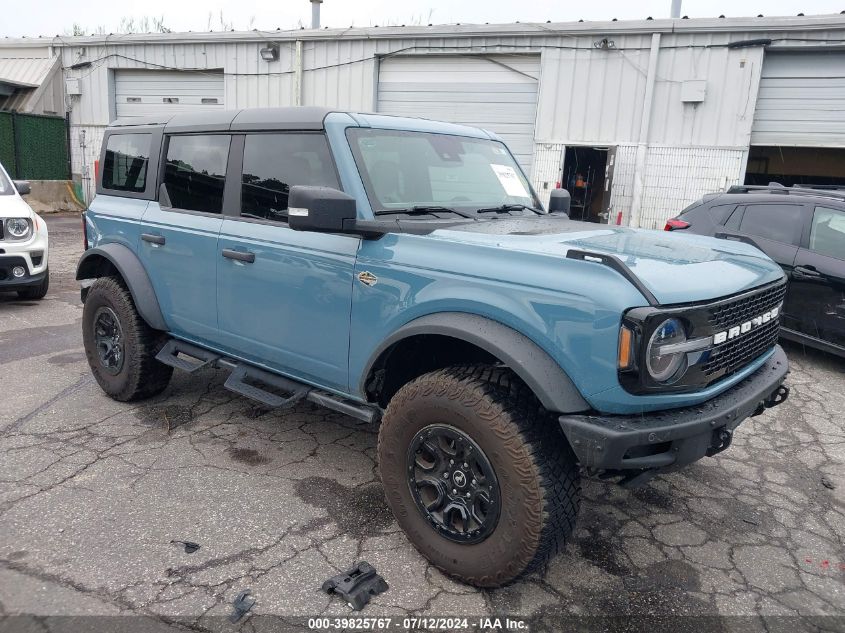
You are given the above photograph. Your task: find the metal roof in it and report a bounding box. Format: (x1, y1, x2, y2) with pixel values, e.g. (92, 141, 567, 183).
(3, 13, 845, 47)
(0, 55, 57, 88)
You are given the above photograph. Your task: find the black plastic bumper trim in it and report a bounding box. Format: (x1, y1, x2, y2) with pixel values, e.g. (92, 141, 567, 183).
(559, 345, 789, 472)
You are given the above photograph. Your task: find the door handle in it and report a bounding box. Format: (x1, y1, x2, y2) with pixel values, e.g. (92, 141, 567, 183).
(222, 248, 255, 264)
(793, 265, 822, 281)
(141, 233, 166, 246)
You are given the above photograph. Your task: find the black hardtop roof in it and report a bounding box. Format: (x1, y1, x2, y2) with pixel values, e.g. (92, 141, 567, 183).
(109, 106, 337, 133)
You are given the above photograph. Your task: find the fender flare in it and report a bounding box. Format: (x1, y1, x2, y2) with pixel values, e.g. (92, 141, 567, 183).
(76, 244, 167, 331)
(361, 312, 590, 414)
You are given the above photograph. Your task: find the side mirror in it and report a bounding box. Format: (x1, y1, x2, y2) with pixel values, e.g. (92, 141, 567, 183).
(288, 186, 357, 233)
(13, 181, 31, 196)
(548, 188, 570, 216)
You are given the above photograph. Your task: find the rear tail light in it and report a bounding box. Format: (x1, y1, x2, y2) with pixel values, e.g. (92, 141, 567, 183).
(664, 218, 690, 231)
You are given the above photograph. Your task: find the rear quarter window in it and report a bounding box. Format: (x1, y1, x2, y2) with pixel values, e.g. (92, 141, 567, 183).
(706, 204, 737, 225)
(102, 133, 151, 193)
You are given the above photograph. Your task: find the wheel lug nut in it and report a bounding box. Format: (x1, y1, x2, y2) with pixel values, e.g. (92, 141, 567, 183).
(465, 493, 470, 498)
(449, 459, 454, 465)
(463, 463, 468, 468)
(452, 489, 457, 494)
(471, 479, 477, 486)
(443, 472, 449, 478)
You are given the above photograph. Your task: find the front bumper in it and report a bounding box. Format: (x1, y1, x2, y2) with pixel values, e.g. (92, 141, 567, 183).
(0, 255, 47, 289)
(558, 345, 789, 473)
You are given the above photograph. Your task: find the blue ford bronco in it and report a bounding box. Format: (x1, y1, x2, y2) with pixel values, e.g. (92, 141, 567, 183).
(78, 107, 790, 587)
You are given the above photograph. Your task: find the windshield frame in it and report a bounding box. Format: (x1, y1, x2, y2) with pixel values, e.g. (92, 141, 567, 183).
(345, 127, 543, 218)
(0, 162, 14, 196)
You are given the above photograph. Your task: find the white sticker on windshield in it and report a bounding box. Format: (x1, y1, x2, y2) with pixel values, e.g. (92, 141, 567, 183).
(490, 164, 529, 198)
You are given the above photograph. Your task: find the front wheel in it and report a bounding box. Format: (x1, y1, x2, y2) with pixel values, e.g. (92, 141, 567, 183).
(378, 366, 581, 587)
(82, 277, 173, 401)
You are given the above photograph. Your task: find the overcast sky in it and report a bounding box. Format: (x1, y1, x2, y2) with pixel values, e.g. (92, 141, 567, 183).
(3, 0, 843, 38)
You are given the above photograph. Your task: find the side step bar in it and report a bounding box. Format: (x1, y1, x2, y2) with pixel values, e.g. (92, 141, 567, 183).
(157, 339, 380, 424)
(156, 339, 220, 373)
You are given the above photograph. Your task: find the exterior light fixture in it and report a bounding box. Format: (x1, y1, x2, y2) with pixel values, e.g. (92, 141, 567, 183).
(260, 45, 279, 61)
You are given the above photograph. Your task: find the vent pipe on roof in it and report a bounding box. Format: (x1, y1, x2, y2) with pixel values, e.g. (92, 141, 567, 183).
(670, 0, 682, 18)
(311, 0, 322, 29)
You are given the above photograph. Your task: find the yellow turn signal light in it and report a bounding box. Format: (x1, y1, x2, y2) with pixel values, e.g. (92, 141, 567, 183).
(618, 326, 634, 370)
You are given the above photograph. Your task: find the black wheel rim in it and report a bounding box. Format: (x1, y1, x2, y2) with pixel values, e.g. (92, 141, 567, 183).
(407, 424, 500, 544)
(93, 306, 124, 375)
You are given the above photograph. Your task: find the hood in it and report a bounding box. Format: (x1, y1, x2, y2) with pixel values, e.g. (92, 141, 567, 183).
(433, 217, 785, 305)
(0, 193, 34, 219)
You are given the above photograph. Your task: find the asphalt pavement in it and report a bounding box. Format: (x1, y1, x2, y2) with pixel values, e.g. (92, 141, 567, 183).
(0, 214, 843, 632)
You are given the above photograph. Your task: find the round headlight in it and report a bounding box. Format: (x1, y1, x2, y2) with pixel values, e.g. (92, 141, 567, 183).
(646, 318, 688, 383)
(6, 218, 31, 239)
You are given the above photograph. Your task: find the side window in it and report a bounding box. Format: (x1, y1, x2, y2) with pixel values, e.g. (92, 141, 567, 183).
(163, 135, 230, 213)
(809, 206, 845, 260)
(103, 133, 151, 193)
(241, 133, 339, 222)
(707, 204, 736, 225)
(738, 204, 804, 245)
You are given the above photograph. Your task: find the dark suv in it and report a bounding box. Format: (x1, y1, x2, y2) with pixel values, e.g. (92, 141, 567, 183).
(666, 184, 845, 358)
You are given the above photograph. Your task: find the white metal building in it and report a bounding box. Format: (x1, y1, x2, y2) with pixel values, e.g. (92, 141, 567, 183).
(4, 13, 845, 227)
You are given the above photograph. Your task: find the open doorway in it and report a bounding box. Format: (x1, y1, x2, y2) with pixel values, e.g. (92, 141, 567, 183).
(746, 146, 845, 187)
(561, 146, 610, 222)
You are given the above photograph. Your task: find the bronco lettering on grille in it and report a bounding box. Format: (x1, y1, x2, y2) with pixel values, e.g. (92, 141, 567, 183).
(712, 305, 781, 345)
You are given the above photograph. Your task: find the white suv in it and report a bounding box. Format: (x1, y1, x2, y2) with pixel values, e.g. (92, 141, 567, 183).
(0, 161, 49, 300)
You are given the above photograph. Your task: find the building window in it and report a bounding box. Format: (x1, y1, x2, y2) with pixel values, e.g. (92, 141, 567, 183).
(240, 133, 339, 222)
(163, 135, 230, 214)
(102, 133, 151, 193)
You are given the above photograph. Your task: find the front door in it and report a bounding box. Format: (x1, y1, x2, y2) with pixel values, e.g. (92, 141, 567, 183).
(139, 133, 231, 343)
(789, 205, 845, 350)
(216, 132, 358, 392)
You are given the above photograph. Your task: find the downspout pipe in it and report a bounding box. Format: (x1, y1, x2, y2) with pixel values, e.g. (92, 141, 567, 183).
(628, 32, 661, 228)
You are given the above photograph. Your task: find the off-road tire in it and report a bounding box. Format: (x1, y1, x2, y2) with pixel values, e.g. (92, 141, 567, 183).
(82, 276, 173, 401)
(378, 365, 581, 587)
(17, 268, 49, 300)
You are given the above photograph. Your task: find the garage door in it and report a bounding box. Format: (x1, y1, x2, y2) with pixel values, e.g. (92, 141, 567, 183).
(751, 51, 845, 147)
(377, 55, 540, 170)
(114, 69, 224, 119)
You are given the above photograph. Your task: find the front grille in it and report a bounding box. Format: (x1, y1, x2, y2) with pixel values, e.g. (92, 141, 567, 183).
(706, 282, 787, 328)
(702, 318, 780, 379)
(699, 280, 787, 383)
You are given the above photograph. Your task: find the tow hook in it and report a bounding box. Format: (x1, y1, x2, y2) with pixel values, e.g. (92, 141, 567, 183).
(706, 428, 733, 457)
(765, 385, 790, 409)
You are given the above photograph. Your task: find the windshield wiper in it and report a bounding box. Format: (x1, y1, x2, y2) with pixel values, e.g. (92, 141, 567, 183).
(476, 204, 543, 215)
(374, 205, 476, 219)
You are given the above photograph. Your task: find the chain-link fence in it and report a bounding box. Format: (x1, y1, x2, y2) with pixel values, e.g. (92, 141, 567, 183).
(0, 111, 70, 180)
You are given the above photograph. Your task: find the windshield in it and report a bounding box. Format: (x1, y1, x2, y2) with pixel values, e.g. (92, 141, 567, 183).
(346, 128, 541, 216)
(0, 163, 13, 196)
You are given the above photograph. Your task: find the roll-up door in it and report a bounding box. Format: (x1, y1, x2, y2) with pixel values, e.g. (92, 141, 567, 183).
(114, 69, 224, 119)
(751, 51, 845, 147)
(377, 55, 540, 171)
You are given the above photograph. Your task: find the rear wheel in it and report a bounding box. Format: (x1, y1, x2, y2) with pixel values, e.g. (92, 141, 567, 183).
(17, 268, 49, 300)
(378, 365, 581, 587)
(82, 277, 173, 401)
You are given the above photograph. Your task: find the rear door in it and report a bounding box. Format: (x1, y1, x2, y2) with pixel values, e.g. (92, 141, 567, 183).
(788, 205, 845, 350)
(215, 132, 359, 392)
(730, 202, 807, 331)
(139, 134, 230, 343)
